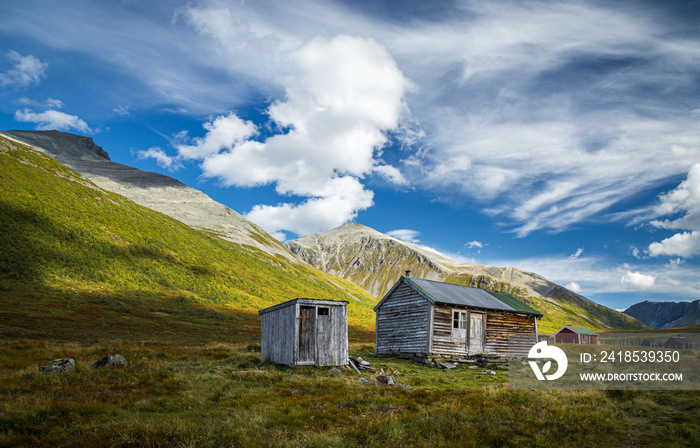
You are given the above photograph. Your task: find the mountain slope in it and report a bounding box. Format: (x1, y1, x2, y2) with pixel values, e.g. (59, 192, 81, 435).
(624, 300, 700, 329)
(0, 134, 377, 341)
(288, 223, 647, 333)
(0, 130, 295, 261)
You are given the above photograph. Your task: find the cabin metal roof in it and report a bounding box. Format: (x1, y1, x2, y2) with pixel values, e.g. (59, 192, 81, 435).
(376, 276, 542, 316)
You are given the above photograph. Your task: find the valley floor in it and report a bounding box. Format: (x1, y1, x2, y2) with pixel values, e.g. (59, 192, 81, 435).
(0, 339, 698, 447)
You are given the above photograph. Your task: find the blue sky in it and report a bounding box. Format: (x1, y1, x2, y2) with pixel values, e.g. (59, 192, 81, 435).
(1, 0, 699, 309)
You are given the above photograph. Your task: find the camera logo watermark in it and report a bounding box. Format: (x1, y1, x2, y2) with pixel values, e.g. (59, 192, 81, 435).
(528, 341, 568, 381)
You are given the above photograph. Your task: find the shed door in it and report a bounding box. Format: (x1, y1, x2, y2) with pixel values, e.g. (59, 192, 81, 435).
(316, 307, 331, 365)
(298, 306, 315, 364)
(469, 313, 484, 355)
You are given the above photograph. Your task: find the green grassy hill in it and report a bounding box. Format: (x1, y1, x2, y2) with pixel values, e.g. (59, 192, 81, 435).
(0, 135, 376, 343)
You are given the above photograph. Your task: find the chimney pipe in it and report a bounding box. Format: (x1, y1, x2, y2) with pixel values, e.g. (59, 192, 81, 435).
(405, 269, 411, 277)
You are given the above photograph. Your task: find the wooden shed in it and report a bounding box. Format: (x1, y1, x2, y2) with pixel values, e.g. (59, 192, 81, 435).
(664, 336, 693, 349)
(259, 298, 349, 366)
(374, 276, 542, 361)
(554, 326, 598, 344)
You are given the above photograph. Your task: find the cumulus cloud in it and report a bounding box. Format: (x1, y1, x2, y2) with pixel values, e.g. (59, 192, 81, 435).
(649, 232, 700, 258)
(644, 164, 700, 258)
(565, 282, 582, 293)
(465, 241, 484, 249)
(620, 271, 656, 291)
(246, 177, 374, 236)
(171, 35, 411, 237)
(15, 109, 93, 133)
(136, 147, 182, 170)
(0, 51, 47, 88)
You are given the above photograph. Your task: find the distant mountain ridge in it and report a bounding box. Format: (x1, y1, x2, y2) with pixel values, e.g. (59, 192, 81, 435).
(287, 222, 647, 333)
(0, 130, 296, 261)
(624, 300, 700, 329)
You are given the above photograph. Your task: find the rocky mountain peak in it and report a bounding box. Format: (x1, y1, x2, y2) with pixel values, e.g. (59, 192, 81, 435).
(2, 130, 111, 161)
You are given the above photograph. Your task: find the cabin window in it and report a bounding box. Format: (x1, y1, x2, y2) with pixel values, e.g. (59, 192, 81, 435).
(452, 310, 467, 339)
(317, 307, 329, 316)
(453, 310, 466, 329)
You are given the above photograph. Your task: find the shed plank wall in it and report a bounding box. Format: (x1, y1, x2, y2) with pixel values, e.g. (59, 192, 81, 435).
(375, 284, 430, 355)
(261, 303, 295, 365)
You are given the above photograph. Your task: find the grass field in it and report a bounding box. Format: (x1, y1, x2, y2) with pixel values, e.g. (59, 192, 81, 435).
(0, 339, 698, 447)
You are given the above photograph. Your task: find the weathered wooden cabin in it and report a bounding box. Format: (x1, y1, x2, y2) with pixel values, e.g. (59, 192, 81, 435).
(374, 276, 542, 361)
(259, 298, 349, 366)
(554, 326, 598, 344)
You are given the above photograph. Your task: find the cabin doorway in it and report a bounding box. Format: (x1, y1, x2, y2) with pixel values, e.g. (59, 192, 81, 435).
(469, 312, 484, 355)
(298, 306, 316, 364)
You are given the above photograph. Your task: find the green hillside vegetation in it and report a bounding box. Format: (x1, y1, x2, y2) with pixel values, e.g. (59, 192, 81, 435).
(0, 135, 376, 342)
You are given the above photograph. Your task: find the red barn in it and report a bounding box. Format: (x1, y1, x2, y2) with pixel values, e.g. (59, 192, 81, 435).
(554, 326, 598, 344)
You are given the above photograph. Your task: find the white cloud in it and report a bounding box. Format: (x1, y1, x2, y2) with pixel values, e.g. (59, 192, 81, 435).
(173, 34, 411, 236)
(649, 164, 700, 231)
(569, 248, 584, 260)
(466, 241, 484, 249)
(246, 176, 374, 236)
(644, 164, 700, 258)
(566, 282, 582, 293)
(113, 105, 130, 116)
(386, 2, 700, 236)
(620, 271, 656, 291)
(630, 246, 641, 259)
(0, 51, 47, 88)
(387, 229, 421, 244)
(136, 146, 182, 170)
(18, 97, 63, 109)
(4, 1, 698, 239)
(483, 252, 698, 300)
(373, 164, 408, 185)
(649, 231, 700, 258)
(14, 109, 93, 133)
(176, 113, 258, 161)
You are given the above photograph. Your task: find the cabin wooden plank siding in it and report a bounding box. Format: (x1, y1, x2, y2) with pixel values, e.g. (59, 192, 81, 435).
(374, 277, 542, 360)
(375, 282, 432, 354)
(259, 299, 349, 366)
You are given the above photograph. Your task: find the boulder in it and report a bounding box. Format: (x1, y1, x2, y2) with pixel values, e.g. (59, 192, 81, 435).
(437, 362, 456, 369)
(329, 367, 344, 374)
(39, 358, 75, 374)
(374, 375, 396, 387)
(92, 354, 128, 369)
